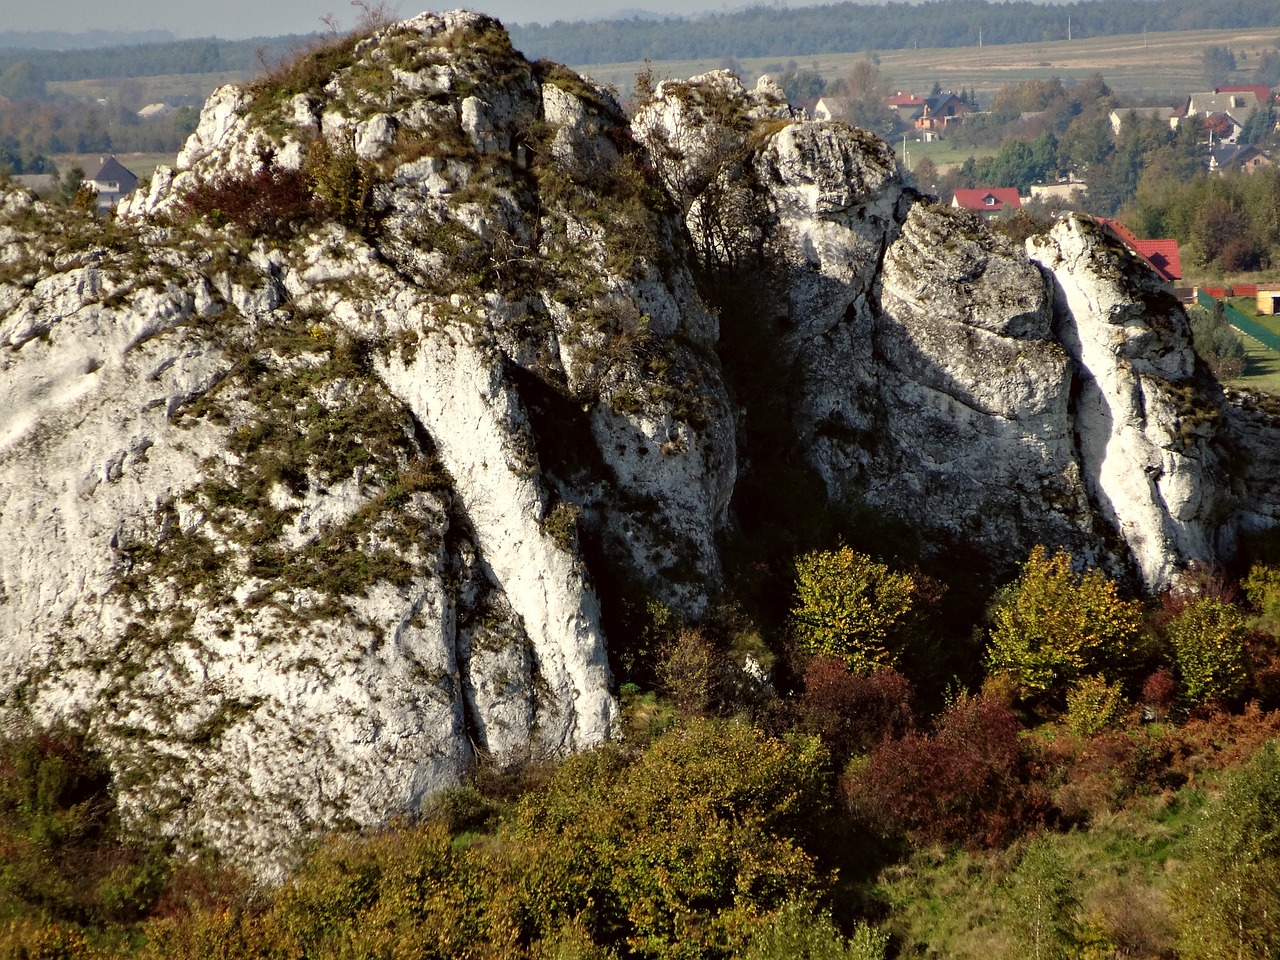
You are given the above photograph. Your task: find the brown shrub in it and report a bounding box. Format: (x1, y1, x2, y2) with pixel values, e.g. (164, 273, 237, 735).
(841, 694, 1049, 848)
(178, 155, 318, 239)
(793, 658, 914, 763)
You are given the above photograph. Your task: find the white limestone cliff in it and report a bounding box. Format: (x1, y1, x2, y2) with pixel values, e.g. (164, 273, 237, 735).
(0, 11, 1274, 873)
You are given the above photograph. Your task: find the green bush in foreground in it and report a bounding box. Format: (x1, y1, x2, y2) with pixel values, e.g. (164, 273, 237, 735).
(1176, 739, 1280, 960)
(741, 901, 887, 960)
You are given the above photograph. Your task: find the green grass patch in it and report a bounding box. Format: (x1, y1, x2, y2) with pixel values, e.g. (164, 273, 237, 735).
(876, 788, 1203, 959)
(1228, 330, 1280, 394)
(895, 137, 997, 173)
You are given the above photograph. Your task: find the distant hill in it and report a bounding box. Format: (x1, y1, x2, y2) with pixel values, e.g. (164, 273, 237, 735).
(0, 35, 317, 83)
(0, 29, 176, 50)
(507, 0, 1280, 64)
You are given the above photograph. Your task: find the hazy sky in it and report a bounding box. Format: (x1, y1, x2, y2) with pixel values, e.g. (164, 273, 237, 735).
(2, 1, 833, 39)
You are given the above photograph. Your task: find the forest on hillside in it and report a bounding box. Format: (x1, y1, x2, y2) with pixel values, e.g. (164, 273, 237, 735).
(508, 0, 1280, 64)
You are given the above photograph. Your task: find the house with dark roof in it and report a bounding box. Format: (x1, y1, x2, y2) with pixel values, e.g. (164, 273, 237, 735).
(87, 155, 138, 210)
(1096, 218, 1182, 289)
(1212, 143, 1274, 174)
(951, 187, 1021, 218)
(915, 92, 969, 139)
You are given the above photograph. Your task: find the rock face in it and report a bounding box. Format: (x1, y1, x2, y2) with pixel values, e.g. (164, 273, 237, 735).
(1, 12, 731, 869)
(633, 71, 1239, 588)
(0, 14, 1274, 867)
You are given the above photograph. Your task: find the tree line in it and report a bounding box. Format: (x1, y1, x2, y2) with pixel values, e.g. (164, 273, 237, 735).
(509, 0, 1280, 65)
(0, 34, 313, 94)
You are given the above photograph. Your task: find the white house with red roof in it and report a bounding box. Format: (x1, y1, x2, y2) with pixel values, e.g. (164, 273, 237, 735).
(951, 187, 1021, 218)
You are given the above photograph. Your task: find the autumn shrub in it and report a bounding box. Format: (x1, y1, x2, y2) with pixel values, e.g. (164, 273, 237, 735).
(793, 658, 915, 764)
(656, 627, 728, 717)
(179, 157, 317, 239)
(842, 693, 1048, 848)
(791, 547, 916, 674)
(986, 546, 1142, 709)
(1166, 596, 1249, 707)
(511, 720, 832, 958)
(1141, 668, 1176, 721)
(1038, 728, 1176, 824)
(1063, 675, 1128, 736)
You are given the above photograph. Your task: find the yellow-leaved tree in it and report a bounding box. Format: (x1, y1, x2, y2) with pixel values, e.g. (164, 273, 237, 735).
(791, 547, 915, 675)
(986, 546, 1142, 705)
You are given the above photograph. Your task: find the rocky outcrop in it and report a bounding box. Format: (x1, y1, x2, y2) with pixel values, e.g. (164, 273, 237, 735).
(0, 12, 732, 870)
(633, 70, 1238, 589)
(1, 13, 1276, 870)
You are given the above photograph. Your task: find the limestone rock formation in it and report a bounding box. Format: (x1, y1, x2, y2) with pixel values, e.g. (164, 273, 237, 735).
(0, 13, 1275, 869)
(632, 70, 1239, 589)
(1, 12, 731, 869)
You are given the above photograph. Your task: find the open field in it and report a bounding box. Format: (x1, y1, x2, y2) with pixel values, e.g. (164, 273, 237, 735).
(574, 26, 1280, 102)
(894, 138, 996, 173)
(47, 70, 250, 107)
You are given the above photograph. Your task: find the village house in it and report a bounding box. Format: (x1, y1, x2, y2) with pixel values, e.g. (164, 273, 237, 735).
(1212, 143, 1274, 174)
(1029, 179, 1088, 203)
(1257, 284, 1280, 316)
(1096, 218, 1182, 291)
(951, 187, 1021, 219)
(1108, 106, 1177, 135)
(1179, 88, 1263, 142)
(887, 91, 926, 125)
(87, 156, 139, 211)
(914, 92, 970, 139)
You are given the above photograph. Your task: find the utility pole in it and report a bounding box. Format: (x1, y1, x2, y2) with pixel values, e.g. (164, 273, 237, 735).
(1068, 16, 1072, 41)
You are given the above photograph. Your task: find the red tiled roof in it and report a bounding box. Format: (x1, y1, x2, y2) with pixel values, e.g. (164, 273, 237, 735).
(1097, 218, 1182, 283)
(1132, 239, 1182, 282)
(888, 92, 925, 106)
(1215, 84, 1273, 105)
(952, 187, 1021, 211)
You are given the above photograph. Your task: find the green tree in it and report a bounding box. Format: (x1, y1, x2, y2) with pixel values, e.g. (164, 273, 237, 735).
(1167, 596, 1249, 706)
(986, 546, 1142, 704)
(1203, 44, 1238, 88)
(791, 547, 916, 674)
(1006, 839, 1080, 960)
(742, 902, 888, 960)
(1176, 740, 1280, 960)
(0, 60, 45, 100)
(1188, 304, 1246, 380)
(1238, 102, 1278, 146)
